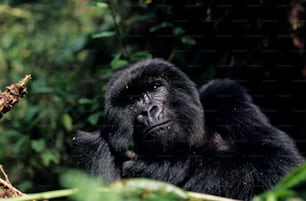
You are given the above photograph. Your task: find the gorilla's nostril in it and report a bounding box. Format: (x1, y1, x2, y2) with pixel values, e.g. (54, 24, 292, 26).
(149, 105, 162, 118)
(149, 105, 158, 115)
(140, 110, 148, 116)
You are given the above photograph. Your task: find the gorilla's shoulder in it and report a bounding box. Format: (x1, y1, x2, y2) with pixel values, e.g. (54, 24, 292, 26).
(200, 79, 251, 101)
(74, 130, 101, 148)
(199, 79, 253, 109)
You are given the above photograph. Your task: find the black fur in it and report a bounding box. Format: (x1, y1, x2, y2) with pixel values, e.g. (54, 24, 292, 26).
(75, 58, 303, 200)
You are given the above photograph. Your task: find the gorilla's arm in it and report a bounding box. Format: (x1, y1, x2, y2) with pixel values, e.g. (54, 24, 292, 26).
(188, 79, 304, 199)
(121, 156, 193, 184)
(74, 131, 119, 183)
(199, 79, 303, 163)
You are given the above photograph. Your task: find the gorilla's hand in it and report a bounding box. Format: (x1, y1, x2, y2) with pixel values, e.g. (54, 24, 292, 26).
(74, 131, 119, 183)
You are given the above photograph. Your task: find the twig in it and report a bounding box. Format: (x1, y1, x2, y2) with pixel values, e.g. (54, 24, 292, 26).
(0, 165, 24, 197)
(0, 189, 78, 201)
(0, 74, 31, 119)
(0, 165, 10, 185)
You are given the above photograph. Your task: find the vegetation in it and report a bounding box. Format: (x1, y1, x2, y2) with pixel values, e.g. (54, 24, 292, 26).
(0, 0, 306, 200)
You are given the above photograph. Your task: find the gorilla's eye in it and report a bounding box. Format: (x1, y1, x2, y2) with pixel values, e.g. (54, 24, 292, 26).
(149, 82, 162, 92)
(152, 85, 158, 91)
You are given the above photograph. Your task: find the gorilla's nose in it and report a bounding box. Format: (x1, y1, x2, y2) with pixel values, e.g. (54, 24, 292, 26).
(136, 104, 162, 125)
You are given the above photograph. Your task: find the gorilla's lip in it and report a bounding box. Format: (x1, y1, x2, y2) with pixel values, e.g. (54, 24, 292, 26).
(146, 120, 172, 133)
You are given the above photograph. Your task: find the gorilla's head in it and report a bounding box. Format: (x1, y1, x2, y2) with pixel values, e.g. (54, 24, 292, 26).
(104, 59, 205, 156)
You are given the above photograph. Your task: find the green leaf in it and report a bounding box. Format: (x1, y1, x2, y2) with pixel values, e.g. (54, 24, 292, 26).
(61, 170, 117, 201)
(111, 178, 188, 201)
(92, 31, 116, 39)
(173, 27, 185, 36)
(278, 163, 306, 188)
(252, 163, 306, 201)
(149, 22, 173, 33)
(41, 150, 60, 166)
(87, 2, 108, 8)
(25, 106, 40, 122)
(62, 113, 73, 132)
(181, 36, 196, 46)
(110, 59, 128, 69)
(110, 52, 128, 69)
(4, 129, 22, 137)
(31, 139, 46, 153)
(78, 98, 94, 105)
(130, 51, 152, 63)
(88, 112, 101, 125)
(69, 35, 88, 53)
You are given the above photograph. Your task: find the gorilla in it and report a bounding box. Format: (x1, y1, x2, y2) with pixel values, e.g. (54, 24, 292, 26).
(75, 58, 304, 200)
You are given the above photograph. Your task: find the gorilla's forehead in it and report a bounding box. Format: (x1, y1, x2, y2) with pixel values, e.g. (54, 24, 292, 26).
(105, 59, 194, 103)
(118, 58, 184, 83)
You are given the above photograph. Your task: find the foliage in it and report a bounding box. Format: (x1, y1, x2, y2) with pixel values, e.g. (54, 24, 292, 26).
(0, 0, 202, 192)
(3, 166, 306, 201)
(0, 0, 111, 191)
(0, 0, 306, 199)
(1, 171, 238, 201)
(61, 172, 189, 201)
(253, 163, 306, 201)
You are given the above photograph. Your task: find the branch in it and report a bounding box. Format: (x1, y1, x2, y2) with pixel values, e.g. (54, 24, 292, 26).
(0, 189, 78, 201)
(0, 165, 24, 198)
(0, 75, 31, 119)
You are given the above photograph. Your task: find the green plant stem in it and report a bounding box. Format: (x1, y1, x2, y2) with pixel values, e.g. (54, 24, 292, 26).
(187, 191, 239, 201)
(1, 188, 239, 201)
(0, 189, 79, 201)
(107, 0, 129, 59)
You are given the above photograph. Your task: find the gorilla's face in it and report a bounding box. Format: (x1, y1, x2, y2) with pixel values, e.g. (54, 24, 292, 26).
(104, 59, 205, 156)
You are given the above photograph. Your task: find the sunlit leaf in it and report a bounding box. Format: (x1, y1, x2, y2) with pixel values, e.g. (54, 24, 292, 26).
(61, 170, 118, 201)
(92, 31, 116, 39)
(87, 2, 108, 8)
(130, 51, 152, 62)
(278, 163, 306, 188)
(181, 36, 196, 46)
(112, 178, 188, 201)
(88, 112, 101, 125)
(62, 113, 73, 132)
(31, 139, 46, 153)
(78, 98, 94, 105)
(111, 59, 128, 69)
(41, 150, 60, 166)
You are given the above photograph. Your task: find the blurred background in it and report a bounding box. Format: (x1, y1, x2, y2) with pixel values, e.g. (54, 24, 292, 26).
(0, 0, 305, 193)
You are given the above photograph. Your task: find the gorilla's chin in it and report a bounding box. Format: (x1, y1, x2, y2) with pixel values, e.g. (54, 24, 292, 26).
(134, 124, 189, 156)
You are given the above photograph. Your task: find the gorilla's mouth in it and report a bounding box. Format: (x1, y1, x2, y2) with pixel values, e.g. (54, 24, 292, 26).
(145, 120, 172, 133)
